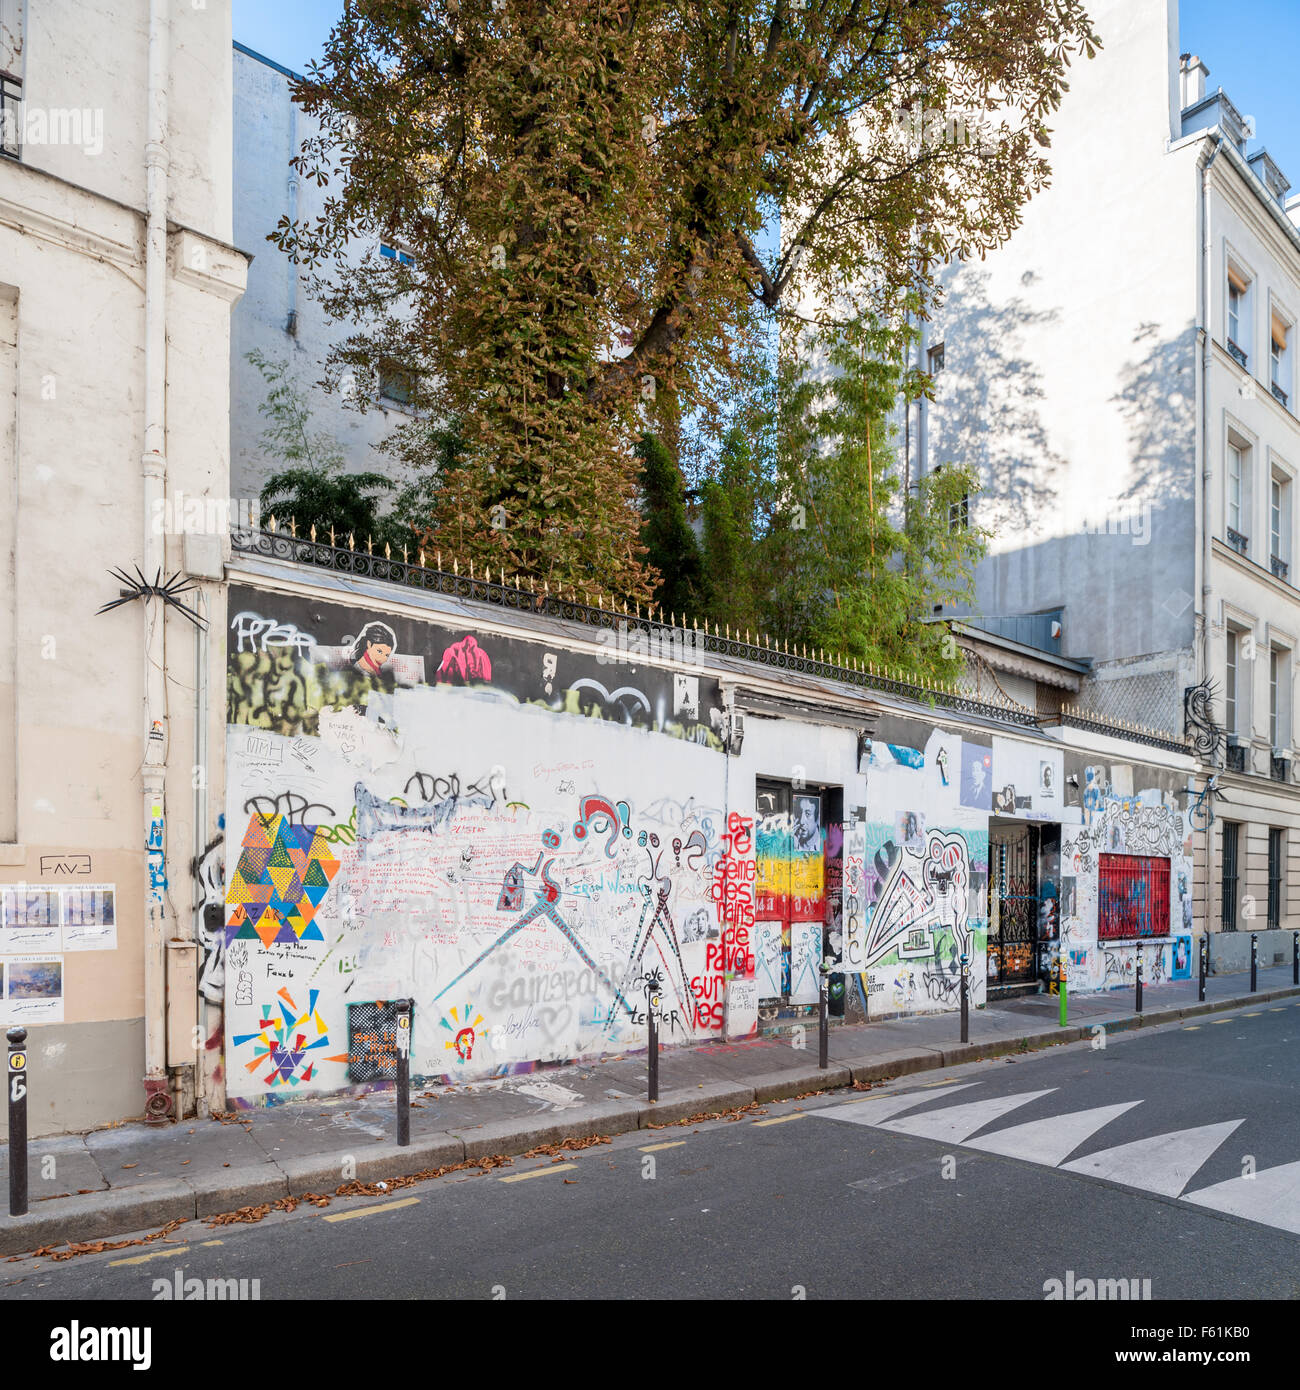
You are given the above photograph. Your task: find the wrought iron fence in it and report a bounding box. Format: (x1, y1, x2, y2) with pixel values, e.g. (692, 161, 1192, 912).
(228, 525, 1195, 747)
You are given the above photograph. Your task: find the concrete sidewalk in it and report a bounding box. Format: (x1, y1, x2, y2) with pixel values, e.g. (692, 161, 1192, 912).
(1, 963, 1297, 1257)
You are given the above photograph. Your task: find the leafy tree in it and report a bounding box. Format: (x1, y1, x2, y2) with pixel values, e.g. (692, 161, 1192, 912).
(694, 320, 988, 682)
(276, 0, 1098, 603)
(636, 432, 705, 618)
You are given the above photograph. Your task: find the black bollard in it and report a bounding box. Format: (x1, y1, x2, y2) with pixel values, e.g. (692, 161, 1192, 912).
(1251, 933, 1258, 993)
(1199, 934, 1207, 1003)
(1135, 950, 1143, 1013)
(1293, 931, 1298, 987)
(8, 1026, 28, 1217)
(818, 968, 829, 1070)
(647, 987, 659, 1103)
(959, 953, 969, 1043)
(395, 999, 412, 1148)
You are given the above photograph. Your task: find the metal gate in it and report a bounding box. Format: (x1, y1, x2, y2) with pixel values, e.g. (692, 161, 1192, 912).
(989, 828, 1037, 984)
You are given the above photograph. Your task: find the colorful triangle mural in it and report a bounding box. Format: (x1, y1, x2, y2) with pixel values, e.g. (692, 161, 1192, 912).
(224, 813, 341, 946)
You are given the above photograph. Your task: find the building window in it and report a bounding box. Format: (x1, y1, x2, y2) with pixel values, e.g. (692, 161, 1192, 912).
(1221, 822, 1240, 930)
(0, 0, 21, 162)
(1272, 311, 1291, 408)
(1226, 440, 1249, 551)
(1268, 828, 1284, 928)
(378, 361, 416, 406)
(1227, 265, 1250, 367)
(1271, 470, 1291, 579)
(380, 243, 415, 267)
(1098, 854, 1170, 941)
(948, 491, 969, 532)
(1226, 628, 1239, 736)
(1270, 645, 1291, 752)
(928, 342, 945, 376)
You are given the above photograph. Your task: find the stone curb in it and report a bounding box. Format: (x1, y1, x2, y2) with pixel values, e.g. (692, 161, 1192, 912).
(639, 1082, 755, 1126)
(0, 1179, 195, 1258)
(4, 983, 1298, 1257)
(449, 1099, 645, 1161)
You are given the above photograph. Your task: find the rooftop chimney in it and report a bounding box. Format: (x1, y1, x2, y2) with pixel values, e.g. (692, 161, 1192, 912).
(1180, 53, 1209, 110)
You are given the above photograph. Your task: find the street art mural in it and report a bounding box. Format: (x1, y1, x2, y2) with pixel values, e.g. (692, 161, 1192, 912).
(1059, 765, 1192, 992)
(842, 729, 990, 1015)
(224, 585, 749, 1104)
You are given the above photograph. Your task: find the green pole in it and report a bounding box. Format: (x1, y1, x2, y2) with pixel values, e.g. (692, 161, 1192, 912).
(1059, 972, 1068, 1027)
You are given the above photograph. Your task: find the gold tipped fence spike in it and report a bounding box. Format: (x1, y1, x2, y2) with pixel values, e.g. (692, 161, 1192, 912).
(437, 550, 442, 570)
(402, 544, 408, 562)
(269, 514, 277, 532)
(384, 542, 391, 559)
(289, 516, 297, 537)
(310, 523, 317, 543)
(419, 549, 426, 567)
(367, 534, 373, 554)
(453, 557, 459, 575)
(329, 525, 336, 546)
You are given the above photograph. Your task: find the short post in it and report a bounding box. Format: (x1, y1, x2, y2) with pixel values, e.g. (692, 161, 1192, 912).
(1058, 956, 1068, 1028)
(1135, 949, 1143, 1014)
(1251, 932, 1258, 993)
(959, 953, 969, 1043)
(1199, 934, 1207, 1002)
(646, 980, 659, 1103)
(818, 962, 830, 1070)
(395, 999, 411, 1148)
(8, 1026, 28, 1217)
(1293, 931, 1298, 987)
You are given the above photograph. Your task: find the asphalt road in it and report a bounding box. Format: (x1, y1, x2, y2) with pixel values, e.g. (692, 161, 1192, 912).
(6, 1000, 1300, 1301)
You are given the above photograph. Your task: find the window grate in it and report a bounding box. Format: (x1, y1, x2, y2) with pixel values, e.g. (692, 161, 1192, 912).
(1221, 822, 1239, 930)
(1268, 828, 1283, 929)
(1098, 854, 1170, 941)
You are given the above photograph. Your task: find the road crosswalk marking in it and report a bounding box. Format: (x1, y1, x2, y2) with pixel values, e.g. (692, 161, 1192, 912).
(881, 1089, 1056, 1144)
(1058, 1119, 1244, 1197)
(1183, 1160, 1300, 1234)
(815, 1087, 1294, 1235)
(964, 1101, 1142, 1166)
(815, 1083, 979, 1129)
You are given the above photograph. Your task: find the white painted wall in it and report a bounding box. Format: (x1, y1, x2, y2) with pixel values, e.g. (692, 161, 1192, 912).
(230, 44, 408, 510)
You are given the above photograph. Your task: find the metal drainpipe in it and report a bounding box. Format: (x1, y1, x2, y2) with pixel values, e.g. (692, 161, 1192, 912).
(142, 0, 171, 1123)
(1199, 133, 1224, 949)
(286, 97, 298, 334)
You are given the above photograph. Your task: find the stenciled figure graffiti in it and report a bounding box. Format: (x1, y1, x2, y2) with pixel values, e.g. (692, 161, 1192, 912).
(348, 621, 397, 676)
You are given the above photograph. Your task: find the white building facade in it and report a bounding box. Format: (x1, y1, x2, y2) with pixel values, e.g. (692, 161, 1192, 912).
(0, 0, 246, 1134)
(920, 0, 1300, 968)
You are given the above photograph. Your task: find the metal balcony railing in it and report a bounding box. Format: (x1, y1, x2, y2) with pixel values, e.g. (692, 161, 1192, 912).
(1271, 755, 1290, 783)
(1226, 527, 1249, 556)
(1272, 381, 1289, 408)
(1272, 554, 1290, 580)
(1227, 339, 1248, 368)
(1225, 742, 1247, 772)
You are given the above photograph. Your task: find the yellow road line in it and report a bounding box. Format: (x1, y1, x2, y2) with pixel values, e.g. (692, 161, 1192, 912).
(323, 1197, 419, 1222)
(639, 1141, 686, 1153)
(1244, 1012, 1261, 1017)
(499, 1163, 578, 1183)
(200, 1240, 223, 1247)
(753, 1113, 806, 1128)
(1183, 1025, 1200, 1031)
(1269, 1008, 1286, 1012)
(1211, 1019, 1231, 1025)
(109, 1246, 188, 1267)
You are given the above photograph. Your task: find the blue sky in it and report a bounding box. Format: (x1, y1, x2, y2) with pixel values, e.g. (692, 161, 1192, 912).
(233, 1, 1300, 189)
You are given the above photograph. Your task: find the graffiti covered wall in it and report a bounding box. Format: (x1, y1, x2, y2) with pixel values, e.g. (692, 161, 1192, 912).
(844, 726, 992, 1015)
(1058, 763, 1193, 992)
(223, 584, 753, 1103)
